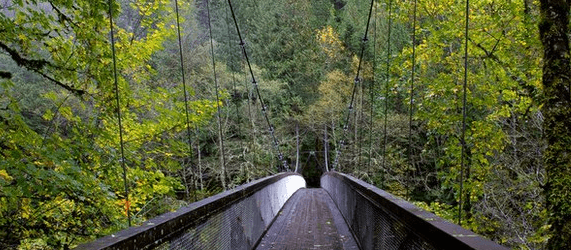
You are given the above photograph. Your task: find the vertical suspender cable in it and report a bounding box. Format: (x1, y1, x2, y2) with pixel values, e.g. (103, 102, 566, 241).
(225, 6, 243, 150)
(381, 0, 393, 184)
(174, 0, 195, 200)
(408, 0, 418, 194)
(195, 126, 203, 195)
(206, 0, 227, 189)
(368, 1, 377, 173)
(295, 122, 300, 173)
(227, 0, 289, 171)
(107, 0, 130, 227)
(357, 63, 364, 172)
(332, 0, 375, 171)
(242, 44, 256, 167)
(325, 124, 329, 172)
(244, 56, 254, 143)
(355, 0, 363, 172)
(458, 0, 470, 226)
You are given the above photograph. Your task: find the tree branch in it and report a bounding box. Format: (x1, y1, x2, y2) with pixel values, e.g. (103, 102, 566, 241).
(0, 71, 11, 79)
(0, 42, 86, 96)
(48, 1, 80, 29)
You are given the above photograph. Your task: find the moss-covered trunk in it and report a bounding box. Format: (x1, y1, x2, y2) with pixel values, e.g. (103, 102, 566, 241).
(539, 0, 571, 248)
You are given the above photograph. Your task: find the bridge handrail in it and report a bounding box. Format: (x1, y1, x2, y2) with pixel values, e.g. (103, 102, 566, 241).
(321, 171, 508, 250)
(77, 172, 304, 250)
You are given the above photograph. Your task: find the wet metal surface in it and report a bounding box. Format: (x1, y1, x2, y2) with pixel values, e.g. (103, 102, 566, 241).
(321, 172, 508, 250)
(77, 173, 306, 250)
(256, 188, 359, 250)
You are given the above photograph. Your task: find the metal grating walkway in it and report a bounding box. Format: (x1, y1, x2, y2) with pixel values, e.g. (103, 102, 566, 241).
(256, 188, 359, 250)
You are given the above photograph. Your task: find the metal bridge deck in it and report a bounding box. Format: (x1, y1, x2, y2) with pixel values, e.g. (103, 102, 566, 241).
(256, 188, 359, 250)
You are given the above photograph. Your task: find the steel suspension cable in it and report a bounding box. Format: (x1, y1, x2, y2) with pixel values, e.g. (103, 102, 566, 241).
(107, 0, 130, 227)
(381, 0, 393, 183)
(458, 0, 470, 226)
(408, 0, 418, 194)
(174, 0, 195, 200)
(332, 0, 376, 171)
(206, 0, 228, 188)
(226, 0, 288, 171)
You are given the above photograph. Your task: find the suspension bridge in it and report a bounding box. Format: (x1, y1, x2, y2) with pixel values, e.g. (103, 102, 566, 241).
(76, 0, 508, 249)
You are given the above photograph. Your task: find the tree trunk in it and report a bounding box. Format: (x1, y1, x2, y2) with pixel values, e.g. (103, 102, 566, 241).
(539, 1, 571, 248)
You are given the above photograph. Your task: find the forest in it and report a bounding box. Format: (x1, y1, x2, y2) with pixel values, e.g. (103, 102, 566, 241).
(1, 0, 570, 249)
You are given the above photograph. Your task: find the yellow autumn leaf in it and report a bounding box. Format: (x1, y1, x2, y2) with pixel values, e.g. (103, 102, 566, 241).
(0, 169, 13, 182)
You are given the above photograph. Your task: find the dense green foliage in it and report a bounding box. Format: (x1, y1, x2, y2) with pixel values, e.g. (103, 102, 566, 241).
(538, 0, 571, 248)
(0, 0, 562, 249)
